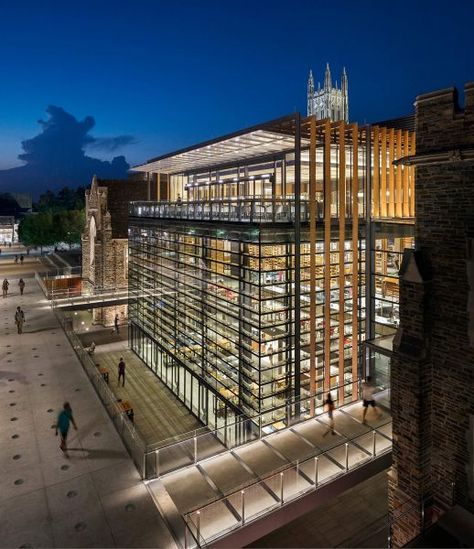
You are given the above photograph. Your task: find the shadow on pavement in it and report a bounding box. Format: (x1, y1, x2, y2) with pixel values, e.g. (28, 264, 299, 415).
(68, 447, 126, 460)
(0, 370, 29, 384)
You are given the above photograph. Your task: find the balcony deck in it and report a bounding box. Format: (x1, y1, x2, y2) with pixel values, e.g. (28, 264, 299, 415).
(130, 199, 318, 224)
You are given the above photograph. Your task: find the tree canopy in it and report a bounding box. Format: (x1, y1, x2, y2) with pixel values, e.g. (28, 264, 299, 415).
(35, 186, 85, 212)
(19, 186, 86, 251)
(18, 209, 85, 251)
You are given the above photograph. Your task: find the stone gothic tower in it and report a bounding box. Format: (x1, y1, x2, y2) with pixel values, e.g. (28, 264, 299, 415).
(81, 175, 152, 326)
(307, 63, 349, 122)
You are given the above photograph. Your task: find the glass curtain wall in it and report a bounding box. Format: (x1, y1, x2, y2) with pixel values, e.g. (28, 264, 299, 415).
(128, 221, 298, 429)
(129, 116, 416, 432)
(372, 224, 415, 336)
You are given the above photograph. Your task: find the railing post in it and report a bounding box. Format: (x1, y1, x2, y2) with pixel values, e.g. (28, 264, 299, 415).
(373, 430, 377, 458)
(155, 449, 160, 477)
(314, 456, 319, 487)
(345, 443, 349, 471)
(241, 490, 245, 525)
(296, 460, 300, 489)
(280, 472, 284, 505)
(196, 511, 201, 542)
(184, 521, 188, 549)
(194, 434, 198, 464)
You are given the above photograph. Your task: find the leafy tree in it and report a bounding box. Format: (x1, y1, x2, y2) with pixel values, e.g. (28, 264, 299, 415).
(35, 186, 85, 212)
(54, 210, 85, 248)
(18, 209, 85, 252)
(26, 186, 86, 251)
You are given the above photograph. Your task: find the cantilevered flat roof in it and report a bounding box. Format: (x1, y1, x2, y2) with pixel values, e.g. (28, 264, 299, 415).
(132, 114, 306, 175)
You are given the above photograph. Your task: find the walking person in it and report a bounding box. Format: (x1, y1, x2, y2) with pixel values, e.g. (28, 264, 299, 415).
(14, 255, 18, 264)
(55, 402, 78, 458)
(362, 376, 382, 423)
(114, 313, 120, 335)
(323, 392, 336, 436)
(20, 255, 24, 264)
(2, 278, 9, 298)
(18, 278, 25, 295)
(118, 357, 126, 387)
(14, 306, 25, 334)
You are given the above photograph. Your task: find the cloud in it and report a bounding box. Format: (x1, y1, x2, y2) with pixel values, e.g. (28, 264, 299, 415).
(0, 105, 133, 197)
(87, 135, 137, 152)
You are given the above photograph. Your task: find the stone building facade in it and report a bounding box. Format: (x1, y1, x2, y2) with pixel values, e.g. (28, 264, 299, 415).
(389, 82, 474, 545)
(82, 175, 153, 326)
(307, 63, 348, 121)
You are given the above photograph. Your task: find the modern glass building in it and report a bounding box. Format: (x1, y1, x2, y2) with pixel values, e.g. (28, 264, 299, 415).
(128, 114, 415, 432)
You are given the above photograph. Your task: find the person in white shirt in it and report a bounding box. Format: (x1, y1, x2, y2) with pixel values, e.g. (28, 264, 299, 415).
(87, 341, 96, 356)
(362, 376, 381, 423)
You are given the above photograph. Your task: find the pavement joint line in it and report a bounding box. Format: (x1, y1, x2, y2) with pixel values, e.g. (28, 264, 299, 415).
(0, 267, 178, 548)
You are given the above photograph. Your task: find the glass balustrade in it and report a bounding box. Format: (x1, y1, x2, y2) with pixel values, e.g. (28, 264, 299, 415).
(130, 199, 315, 224)
(181, 414, 392, 547)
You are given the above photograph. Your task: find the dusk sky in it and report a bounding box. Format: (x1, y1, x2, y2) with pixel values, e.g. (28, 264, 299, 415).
(0, 0, 473, 177)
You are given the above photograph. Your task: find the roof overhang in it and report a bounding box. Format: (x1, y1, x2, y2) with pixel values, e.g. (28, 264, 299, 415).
(132, 114, 306, 175)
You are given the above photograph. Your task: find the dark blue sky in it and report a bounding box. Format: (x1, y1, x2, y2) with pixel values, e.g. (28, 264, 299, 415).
(1, 0, 473, 171)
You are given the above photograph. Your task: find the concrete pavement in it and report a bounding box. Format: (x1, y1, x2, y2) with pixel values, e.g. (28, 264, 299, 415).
(0, 273, 176, 548)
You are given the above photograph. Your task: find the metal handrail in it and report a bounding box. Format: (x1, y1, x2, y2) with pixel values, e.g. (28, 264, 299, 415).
(52, 305, 147, 477)
(183, 416, 392, 546)
(129, 198, 317, 224)
(36, 266, 82, 279)
(190, 417, 392, 514)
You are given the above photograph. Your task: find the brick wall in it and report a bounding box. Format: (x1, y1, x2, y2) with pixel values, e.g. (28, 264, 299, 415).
(390, 83, 474, 545)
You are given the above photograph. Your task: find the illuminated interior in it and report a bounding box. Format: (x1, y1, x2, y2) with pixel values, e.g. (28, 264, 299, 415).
(129, 114, 415, 432)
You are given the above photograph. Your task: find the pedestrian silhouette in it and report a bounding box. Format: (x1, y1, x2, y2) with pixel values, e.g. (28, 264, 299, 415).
(14, 306, 25, 334)
(362, 376, 382, 423)
(114, 313, 120, 335)
(2, 278, 9, 298)
(323, 392, 336, 436)
(55, 402, 78, 458)
(18, 278, 25, 295)
(118, 357, 126, 387)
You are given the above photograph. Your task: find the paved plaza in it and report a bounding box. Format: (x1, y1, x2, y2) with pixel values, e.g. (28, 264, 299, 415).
(0, 256, 391, 548)
(0, 268, 176, 548)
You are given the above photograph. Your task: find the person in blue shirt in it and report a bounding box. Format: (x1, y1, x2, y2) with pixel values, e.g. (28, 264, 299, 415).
(55, 402, 78, 457)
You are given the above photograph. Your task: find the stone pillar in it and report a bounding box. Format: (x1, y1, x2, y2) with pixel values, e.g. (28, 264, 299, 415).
(389, 250, 432, 546)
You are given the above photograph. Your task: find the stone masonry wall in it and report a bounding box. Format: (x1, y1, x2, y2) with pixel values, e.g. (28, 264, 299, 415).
(82, 177, 136, 326)
(390, 83, 474, 546)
